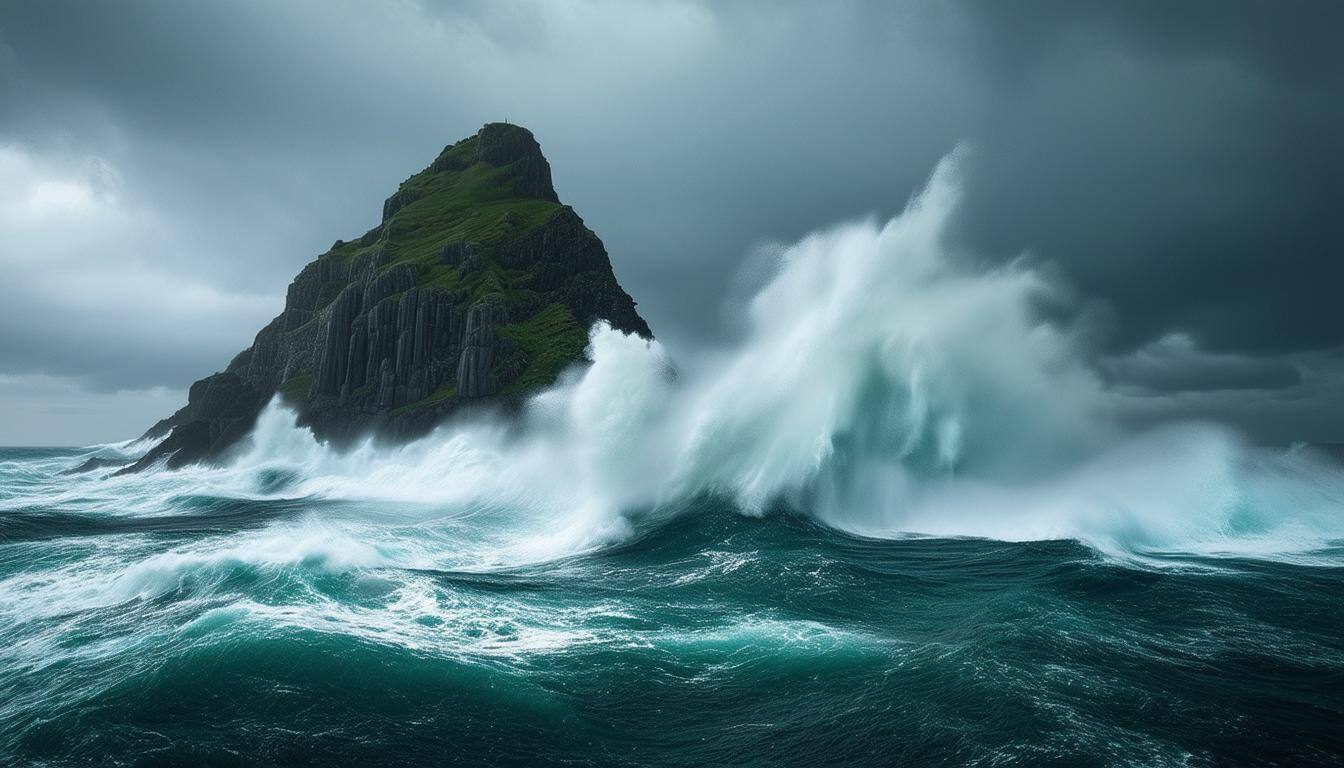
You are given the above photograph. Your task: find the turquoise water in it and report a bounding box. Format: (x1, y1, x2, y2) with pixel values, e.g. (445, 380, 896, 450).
(5, 162, 1343, 765)
(2, 444, 1342, 767)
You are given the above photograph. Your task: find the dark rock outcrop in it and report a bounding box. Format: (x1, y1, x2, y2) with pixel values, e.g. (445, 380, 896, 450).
(132, 123, 651, 469)
(474, 122, 560, 203)
(61, 456, 132, 475)
(456, 297, 506, 398)
(381, 187, 423, 223)
(122, 371, 269, 473)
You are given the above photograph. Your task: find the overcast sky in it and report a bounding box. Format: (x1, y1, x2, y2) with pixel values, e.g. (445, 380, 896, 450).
(1, 0, 1341, 445)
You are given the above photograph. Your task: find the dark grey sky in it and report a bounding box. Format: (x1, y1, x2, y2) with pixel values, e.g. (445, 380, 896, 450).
(1, 0, 1341, 445)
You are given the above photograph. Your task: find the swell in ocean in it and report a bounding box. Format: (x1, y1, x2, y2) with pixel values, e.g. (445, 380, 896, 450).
(2, 153, 1342, 766)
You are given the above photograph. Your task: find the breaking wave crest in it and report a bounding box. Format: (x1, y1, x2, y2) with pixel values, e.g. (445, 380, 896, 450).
(107, 153, 1344, 564)
(9, 154, 1344, 768)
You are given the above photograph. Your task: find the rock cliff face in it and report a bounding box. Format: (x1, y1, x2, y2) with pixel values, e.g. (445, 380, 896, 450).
(126, 123, 650, 471)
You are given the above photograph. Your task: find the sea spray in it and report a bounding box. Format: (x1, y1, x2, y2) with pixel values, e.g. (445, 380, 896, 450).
(62, 151, 1341, 564)
(4, 153, 1344, 766)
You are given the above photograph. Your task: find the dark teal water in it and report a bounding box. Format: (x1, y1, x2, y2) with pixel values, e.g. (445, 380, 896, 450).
(2, 446, 1342, 767)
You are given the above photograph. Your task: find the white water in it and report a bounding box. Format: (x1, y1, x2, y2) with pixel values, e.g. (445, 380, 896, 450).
(51, 152, 1344, 564)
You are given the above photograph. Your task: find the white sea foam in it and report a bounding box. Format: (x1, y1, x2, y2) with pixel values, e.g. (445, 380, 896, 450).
(79, 152, 1344, 564)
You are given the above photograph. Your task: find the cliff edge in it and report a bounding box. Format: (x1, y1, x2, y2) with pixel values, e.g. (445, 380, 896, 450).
(126, 123, 651, 471)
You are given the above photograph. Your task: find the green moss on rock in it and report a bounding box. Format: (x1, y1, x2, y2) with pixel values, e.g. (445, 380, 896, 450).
(278, 374, 314, 403)
(134, 122, 651, 467)
(498, 303, 589, 394)
(391, 385, 458, 417)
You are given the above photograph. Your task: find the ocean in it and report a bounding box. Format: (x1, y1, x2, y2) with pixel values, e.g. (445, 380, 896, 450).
(3, 155, 1341, 766)
(1, 440, 1342, 766)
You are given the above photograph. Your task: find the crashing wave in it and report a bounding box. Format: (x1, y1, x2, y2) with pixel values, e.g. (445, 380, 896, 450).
(79, 152, 1344, 564)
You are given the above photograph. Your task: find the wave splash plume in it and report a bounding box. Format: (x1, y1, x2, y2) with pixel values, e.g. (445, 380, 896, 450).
(2, 153, 1342, 766)
(158, 152, 1343, 565)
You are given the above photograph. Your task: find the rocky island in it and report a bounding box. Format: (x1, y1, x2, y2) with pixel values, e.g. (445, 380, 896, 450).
(125, 123, 651, 471)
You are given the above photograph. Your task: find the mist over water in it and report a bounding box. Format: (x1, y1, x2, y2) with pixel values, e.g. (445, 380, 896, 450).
(134, 153, 1343, 565)
(2, 154, 1342, 765)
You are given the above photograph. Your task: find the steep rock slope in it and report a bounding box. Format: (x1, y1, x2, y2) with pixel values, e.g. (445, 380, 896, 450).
(127, 123, 650, 471)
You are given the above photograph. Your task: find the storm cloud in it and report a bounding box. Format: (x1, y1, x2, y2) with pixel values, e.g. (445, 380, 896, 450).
(0, 0, 1340, 444)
